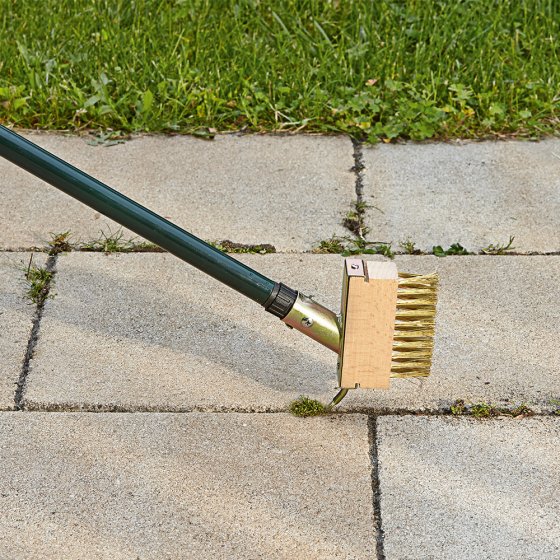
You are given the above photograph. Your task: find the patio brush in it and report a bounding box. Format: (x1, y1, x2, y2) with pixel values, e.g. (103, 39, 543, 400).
(0, 125, 438, 407)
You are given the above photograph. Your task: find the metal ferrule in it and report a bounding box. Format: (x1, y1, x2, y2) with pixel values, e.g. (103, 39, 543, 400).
(282, 293, 341, 353)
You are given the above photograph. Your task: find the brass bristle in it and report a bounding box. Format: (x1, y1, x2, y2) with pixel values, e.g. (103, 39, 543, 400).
(391, 272, 438, 379)
(392, 340, 434, 352)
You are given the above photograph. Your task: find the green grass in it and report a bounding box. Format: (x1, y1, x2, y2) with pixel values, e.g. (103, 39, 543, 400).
(1, 0, 558, 140)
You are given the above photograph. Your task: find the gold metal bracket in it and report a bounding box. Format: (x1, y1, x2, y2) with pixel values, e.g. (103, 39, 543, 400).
(281, 293, 341, 353)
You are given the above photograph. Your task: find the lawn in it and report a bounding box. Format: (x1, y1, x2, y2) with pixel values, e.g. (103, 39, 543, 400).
(0, 0, 558, 141)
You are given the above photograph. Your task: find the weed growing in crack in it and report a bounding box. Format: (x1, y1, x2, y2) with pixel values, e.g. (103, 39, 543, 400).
(481, 235, 516, 255)
(342, 201, 370, 238)
(373, 243, 395, 259)
(342, 209, 362, 236)
(81, 228, 130, 252)
(313, 236, 394, 259)
(450, 399, 534, 418)
(331, 196, 397, 257)
(470, 402, 497, 418)
(48, 231, 74, 255)
(399, 237, 422, 255)
(289, 396, 326, 417)
(80, 228, 164, 253)
(313, 236, 347, 254)
(25, 263, 54, 305)
(450, 399, 466, 415)
(509, 404, 534, 417)
(210, 240, 276, 254)
(433, 243, 470, 257)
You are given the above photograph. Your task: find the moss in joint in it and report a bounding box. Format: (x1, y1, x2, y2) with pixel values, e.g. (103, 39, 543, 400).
(211, 240, 276, 254)
(289, 396, 326, 417)
(450, 399, 534, 418)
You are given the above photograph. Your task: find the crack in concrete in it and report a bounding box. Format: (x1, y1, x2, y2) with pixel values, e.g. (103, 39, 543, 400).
(368, 415, 386, 560)
(15, 254, 58, 411)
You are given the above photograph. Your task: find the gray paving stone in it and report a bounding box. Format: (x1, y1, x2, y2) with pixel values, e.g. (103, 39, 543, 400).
(25, 253, 559, 412)
(381, 254, 560, 412)
(377, 416, 560, 559)
(362, 140, 560, 253)
(0, 412, 375, 560)
(0, 132, 354, 251)
(0, 252, 46, 410)
(26, 252, 341, 411)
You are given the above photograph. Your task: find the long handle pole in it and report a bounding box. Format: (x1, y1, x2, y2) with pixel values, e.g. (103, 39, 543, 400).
(0, 125, 277, 306)
(0, 125, 341, 351)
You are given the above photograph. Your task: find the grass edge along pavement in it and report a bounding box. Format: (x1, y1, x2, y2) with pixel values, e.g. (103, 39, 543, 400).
(1, 0, 559, 140)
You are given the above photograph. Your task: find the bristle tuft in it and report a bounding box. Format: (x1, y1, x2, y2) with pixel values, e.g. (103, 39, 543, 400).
(391, 272, 438, 379)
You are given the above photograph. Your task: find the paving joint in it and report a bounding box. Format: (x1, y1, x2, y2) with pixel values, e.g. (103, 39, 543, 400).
(350, 138, 365, 205)
(368, 415, 386, 560)
(22, 403, 287, 413)
(15, 254, 58, 410)
(393, 250, 560, 257)
(1, 248, 560, 256)
(348, 138, 369, 239)
(14, 405, 559, 416)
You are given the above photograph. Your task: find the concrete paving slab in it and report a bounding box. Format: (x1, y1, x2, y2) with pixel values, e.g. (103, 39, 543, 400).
(0, 252, 47, 410)
(362, 140, 560, 253)
(377, 416, 560, 559)
(25, 253, 559, 412)
(0, 132, 354, 251)
(25, 252, 341, 411)
(375, 254, 560, 412)
(0, 412, 375, 560)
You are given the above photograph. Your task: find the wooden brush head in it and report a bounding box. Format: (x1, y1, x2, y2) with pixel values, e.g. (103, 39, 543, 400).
(338, 259, 438, 390)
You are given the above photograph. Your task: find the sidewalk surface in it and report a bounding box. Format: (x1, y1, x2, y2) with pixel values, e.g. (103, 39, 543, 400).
(1, 132, 559, 559)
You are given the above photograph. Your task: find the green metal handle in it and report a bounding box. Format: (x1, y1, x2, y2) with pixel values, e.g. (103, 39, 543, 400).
(0, 125, 276, 305)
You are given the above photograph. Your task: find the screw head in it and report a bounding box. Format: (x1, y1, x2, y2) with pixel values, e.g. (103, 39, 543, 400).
(350, 263, 360, 269)
(301, 317, 314, 328)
